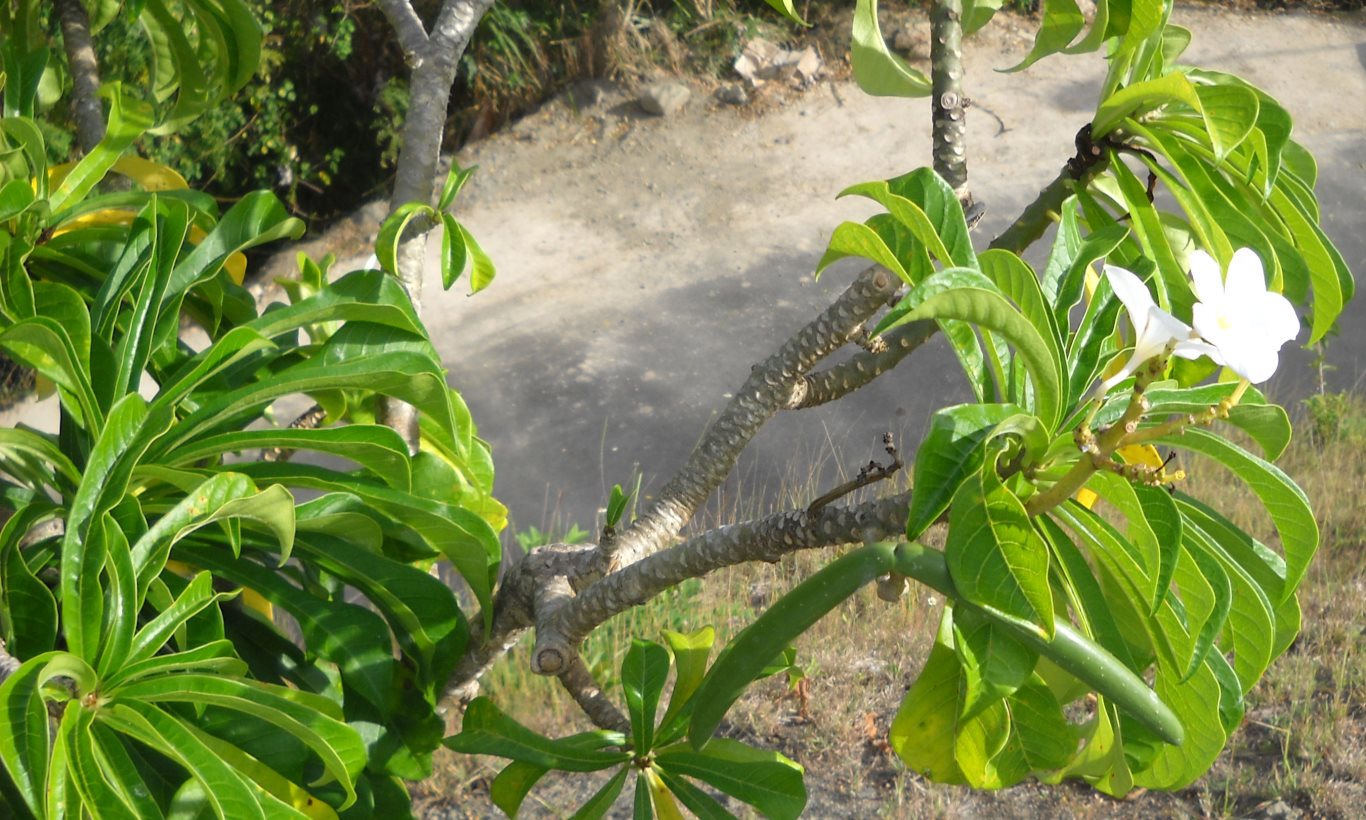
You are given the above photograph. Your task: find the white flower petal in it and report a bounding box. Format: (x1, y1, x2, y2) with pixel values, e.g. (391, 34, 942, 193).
(1191, 302, 1231, 349)
(1105, 265, 1157, 326)
(1258, 291, 1300, 345)
(1172, 338, 1223, 364)
(1147, 306, 1193, 341)
(1188, 250, 1225, 305)
(1225, 248, 1268, 299)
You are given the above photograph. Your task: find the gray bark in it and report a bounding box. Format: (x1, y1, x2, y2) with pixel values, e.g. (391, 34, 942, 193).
(56, 0, 105, 153)
(930, 0, 968, 198)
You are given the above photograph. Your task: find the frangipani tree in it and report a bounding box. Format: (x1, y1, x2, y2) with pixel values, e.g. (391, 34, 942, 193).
(0, 0, 1353, 817)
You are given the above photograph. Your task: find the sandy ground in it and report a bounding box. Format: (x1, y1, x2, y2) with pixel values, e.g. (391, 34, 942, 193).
(296, 6, 1358, 535)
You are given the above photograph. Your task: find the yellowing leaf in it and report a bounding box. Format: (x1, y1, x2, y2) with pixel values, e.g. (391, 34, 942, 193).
(1075, 488, 1098, 509)
(1118, 444, 1165, 470)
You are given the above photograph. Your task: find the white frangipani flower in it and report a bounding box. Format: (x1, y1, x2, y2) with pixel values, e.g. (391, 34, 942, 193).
(1188, 249, 1299, 384)
(1096, 265, 1220, 395)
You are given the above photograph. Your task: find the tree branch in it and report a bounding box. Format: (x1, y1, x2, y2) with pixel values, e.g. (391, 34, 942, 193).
(930, 0, 969, 200)
(533, 492, 912, 666)
(557, 655, 630, 734)
(55, 0, 105, 153)
(374, 0, 429, 59)
(786, 320, 938, 409)
(598, 266, 900, 575)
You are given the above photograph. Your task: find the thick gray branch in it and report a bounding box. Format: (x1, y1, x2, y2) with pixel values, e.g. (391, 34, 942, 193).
(786, 320, 938, 409)
(930, 0, 968, 197)
(374, 0, 429, 59)
(558, 655, 630, 734)
(440, 543, 597, 709)
(600, 266, 899, 574)
(535, 492, 913, 663)
(56, 0, 105, 153)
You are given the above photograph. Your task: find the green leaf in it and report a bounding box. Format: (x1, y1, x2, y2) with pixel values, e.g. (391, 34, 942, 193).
(758, 0, 806, 25)
(1095, 73, 1203, 138)
(905, 403, 1023, 539)
(0, 316, 101, 431)
(456, 220, 495, 294)
(104, 641, 247, 691)
(47, 87, 152, 214)
(606, 484, 630, 529)
(657, 739, 805, 820)
(438, 212, 467, 292)
(952, 606, 1037, 718)
(885, 168, 978, 269)
(63, 393, 157, 661)
(376, 202, 434, 277)
(888, 631, 967, 784)
(850, 0, 931, 97)
(658, 627, 715, 736)
(688, 544, 897, 748)
(129, 473, 295, 601)
(445, 698, 630, 772)
(962, 0, 1004, 35)
(1192, 80, 1259, 162)
(945, 440, 1054, 636)
(97, 700, 268, 820)
(622, 641, 670, 754)
(655, 768, 736, 820)
(291, 530, 467, 695)
(490, 732, 626, 817)
(166, 425, 413, 491)
(112, 674, 364, 809)
(877, 285, 1063, 429)
(63, 706, 142, 819)
(0, 653, 58, 814)
(838, 181, 951, 265)
(1154, 428, 1315, 601)
(118, 572, 231, 671)
(436, 162, 476, 211)
(569, 766, 630, 820)
(174, 543, 398, 714)
(1004, 0, 1085, 72)
(814, 221, 908, 283)
(231, 461, 498, 625)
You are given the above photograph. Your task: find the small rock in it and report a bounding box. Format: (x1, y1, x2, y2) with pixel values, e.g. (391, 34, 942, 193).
(716, 83, 748, 106)
(639, 81, 691, 116)
(734, 37, 784, 86)
(1251, 800, 1300, 820)
(793, 47, 822, 86)
(564, 79, 606, 109)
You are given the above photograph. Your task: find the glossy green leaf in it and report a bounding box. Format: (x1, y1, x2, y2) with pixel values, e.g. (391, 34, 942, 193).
(47, 87, 152, 214)
(97, 700, 268, 820)
(658, 627, 715, 736)
(838, 181, 952, 265)
(877, 285, 1063, 428)
(850, 0, 930, 97)
(814, 221, 908, 283)
(655, 768, 736, 820)
(953, 606, 1037, 718)
(688, 543, 896, 748)
(445, 698, 630, 772)
(375, 202, 433, 278)
(657, 739, 804, 820)
(112, 674, 364, 808)
(905, 403, 1023, 539)
(945, 440, 1054, 636)
(568, 766, 630, 820)
(129, 472, 295, 600)
(174, 543, 397, 713)
(1005, 0, 1085, 72)
(291, 530, 467, 694)
(622, 640, 670, 753)
(167, 425, 412, 491)
(1154, 428, 1315, 600)
(0, 652, 60, 814)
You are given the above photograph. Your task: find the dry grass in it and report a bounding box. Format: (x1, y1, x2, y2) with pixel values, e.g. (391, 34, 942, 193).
(416, 393, 1366, 818)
